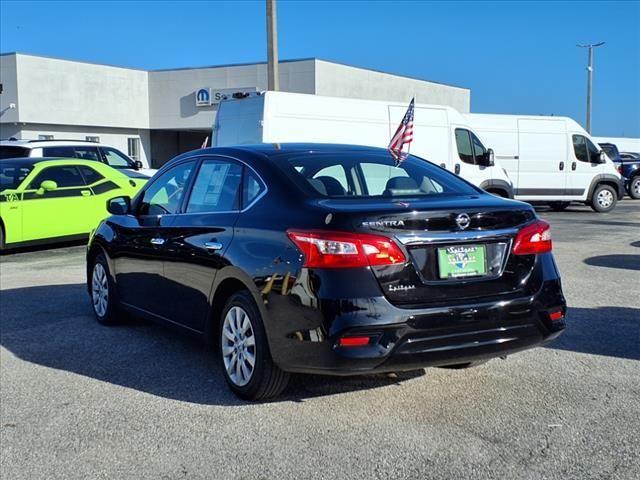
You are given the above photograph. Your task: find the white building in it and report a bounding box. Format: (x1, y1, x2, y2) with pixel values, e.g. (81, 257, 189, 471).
(0, 52, 470, 167)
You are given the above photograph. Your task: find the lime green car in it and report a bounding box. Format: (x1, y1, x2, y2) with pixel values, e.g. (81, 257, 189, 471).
(0, 158, 148, 250)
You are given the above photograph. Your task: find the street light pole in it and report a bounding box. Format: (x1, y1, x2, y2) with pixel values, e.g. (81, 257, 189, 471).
(266, 0, 279, 91)
(577, 42, 605, 134)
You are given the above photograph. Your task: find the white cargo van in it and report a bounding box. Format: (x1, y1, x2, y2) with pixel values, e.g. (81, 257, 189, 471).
(213, 91, 514, 198)
(465, 114, 623, 212)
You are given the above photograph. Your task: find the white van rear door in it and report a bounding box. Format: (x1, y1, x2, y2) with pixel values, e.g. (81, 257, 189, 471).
(515, 119, 567, 199)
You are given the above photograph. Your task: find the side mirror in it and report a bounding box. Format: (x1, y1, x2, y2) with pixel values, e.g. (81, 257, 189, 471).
(599, 151, 607, 164)
(487, 148, 495, 166)
(36, 180, 58, 195)
(107, 196, 131, 215)
(134, 160, 143, 170)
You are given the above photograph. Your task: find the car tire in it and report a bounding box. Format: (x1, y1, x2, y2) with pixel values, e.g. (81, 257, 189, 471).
(590, 184, 618, 212)
(629, 176, 640, 200)
(548, 201, 570, 211)
(89, 253, 121, 325)
(219, 291, 289, 401)
(0, 225, 4, 251)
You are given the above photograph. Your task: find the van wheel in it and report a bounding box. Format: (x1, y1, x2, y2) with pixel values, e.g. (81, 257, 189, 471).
(549, 201, 570, 211)
(629, 176, 640, 199)
(590, 184, 617, 212)
(219, 291, 290, 401)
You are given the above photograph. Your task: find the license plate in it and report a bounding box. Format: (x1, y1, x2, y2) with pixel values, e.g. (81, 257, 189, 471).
(438, 244, 487, 279)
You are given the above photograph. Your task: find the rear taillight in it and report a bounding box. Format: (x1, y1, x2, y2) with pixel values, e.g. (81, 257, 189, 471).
(287, 230, 406, 269)
(512, 220, 552, 255)
(338, 336, 372, 347)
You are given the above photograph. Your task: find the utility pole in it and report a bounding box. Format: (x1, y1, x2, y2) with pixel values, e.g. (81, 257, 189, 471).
(577, 42, 605, 134)
(266, 0, 279, 91)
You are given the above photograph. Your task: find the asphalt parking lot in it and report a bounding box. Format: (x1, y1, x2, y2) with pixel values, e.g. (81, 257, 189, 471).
(1, 201, 638, 480)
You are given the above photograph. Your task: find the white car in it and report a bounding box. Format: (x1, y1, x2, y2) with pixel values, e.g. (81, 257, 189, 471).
(0, 139, 156, 177)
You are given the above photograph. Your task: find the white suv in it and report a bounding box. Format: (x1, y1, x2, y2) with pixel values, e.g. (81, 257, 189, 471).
(0, 139, 155, 177)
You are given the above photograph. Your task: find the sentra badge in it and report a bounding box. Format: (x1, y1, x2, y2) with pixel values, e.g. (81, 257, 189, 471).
(362, 220, 405, 228)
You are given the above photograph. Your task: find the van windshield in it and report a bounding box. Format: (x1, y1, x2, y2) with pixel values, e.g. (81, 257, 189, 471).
(273, 152, 479, 198)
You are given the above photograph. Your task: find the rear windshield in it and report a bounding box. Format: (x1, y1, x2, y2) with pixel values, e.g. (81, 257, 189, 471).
(0, 146, 30, 160)
(273, 152, 479, 198)
(0, 162, 34, 191)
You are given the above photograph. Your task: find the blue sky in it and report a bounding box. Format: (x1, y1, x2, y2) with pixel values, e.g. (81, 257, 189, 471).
(1, 0, 639, 136)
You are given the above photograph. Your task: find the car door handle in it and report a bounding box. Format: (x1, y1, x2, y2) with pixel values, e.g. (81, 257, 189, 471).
(559, 162, 565, 171)
(454, 164, 461, 175)
(204, 241, 223, 251)
(150, 238, 165, 245)
(80, 190, 92, 196)
(572, 161, 577, 171)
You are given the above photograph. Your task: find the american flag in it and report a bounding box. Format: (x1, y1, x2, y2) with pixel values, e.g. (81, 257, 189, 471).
(388, 98, 415, 164)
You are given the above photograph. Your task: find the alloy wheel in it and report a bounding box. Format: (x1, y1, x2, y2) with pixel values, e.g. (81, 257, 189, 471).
(632, 178, 640, 197)
(222, 306, 256, 387)
(92, 263, 109, 317)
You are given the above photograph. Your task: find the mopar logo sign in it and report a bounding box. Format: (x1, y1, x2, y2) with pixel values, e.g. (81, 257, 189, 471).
(195, 87, 257, 107)
(195, 88, 211, 107)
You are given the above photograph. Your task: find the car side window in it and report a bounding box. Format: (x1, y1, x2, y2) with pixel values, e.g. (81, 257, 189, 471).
(101, 148, 134, 168)
(572, 135, 589, 162)
(471, 132, 487, 163)
(28, 165, 86, 189)
(186, 160, 242, 213)
(78, 165, 104, 185)
(585, 138, 600, 162)
(42, 146, 101, 162)
(139, 161, 195, 215)
(243, 169, 265, 208)
(455, 129, 475, 165)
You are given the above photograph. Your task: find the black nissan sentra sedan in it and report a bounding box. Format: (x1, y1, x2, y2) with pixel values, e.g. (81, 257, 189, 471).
(86, 144, 566, 400)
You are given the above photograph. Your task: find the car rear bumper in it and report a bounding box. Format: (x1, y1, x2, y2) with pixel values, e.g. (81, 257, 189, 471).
(266, 275, 566, 375)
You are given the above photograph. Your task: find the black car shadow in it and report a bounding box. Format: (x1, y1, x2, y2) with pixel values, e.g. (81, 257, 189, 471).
(584, 254, 640, 271)
(0, 283, 424, 405)
(546, 306, 640, 361)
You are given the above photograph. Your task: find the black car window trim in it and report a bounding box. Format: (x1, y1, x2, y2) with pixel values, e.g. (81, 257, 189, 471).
(173, 154, 268, 215)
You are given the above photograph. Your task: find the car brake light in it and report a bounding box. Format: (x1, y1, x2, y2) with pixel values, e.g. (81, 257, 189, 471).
(549, 310, 564, 321)
(338, 336, 371, 347)
(287, 230, 406, 269)
(512, 220, 552, 255)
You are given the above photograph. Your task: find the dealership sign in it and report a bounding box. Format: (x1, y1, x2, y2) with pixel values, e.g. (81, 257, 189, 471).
(195, 87, 256, 107)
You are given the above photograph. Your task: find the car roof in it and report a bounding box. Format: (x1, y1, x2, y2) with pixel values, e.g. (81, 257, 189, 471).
(202, 143, 391, 158)
(0, 139, 106, 148)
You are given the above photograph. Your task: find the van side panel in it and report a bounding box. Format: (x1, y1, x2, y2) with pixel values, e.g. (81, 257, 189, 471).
(515, 119, 568, 199)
